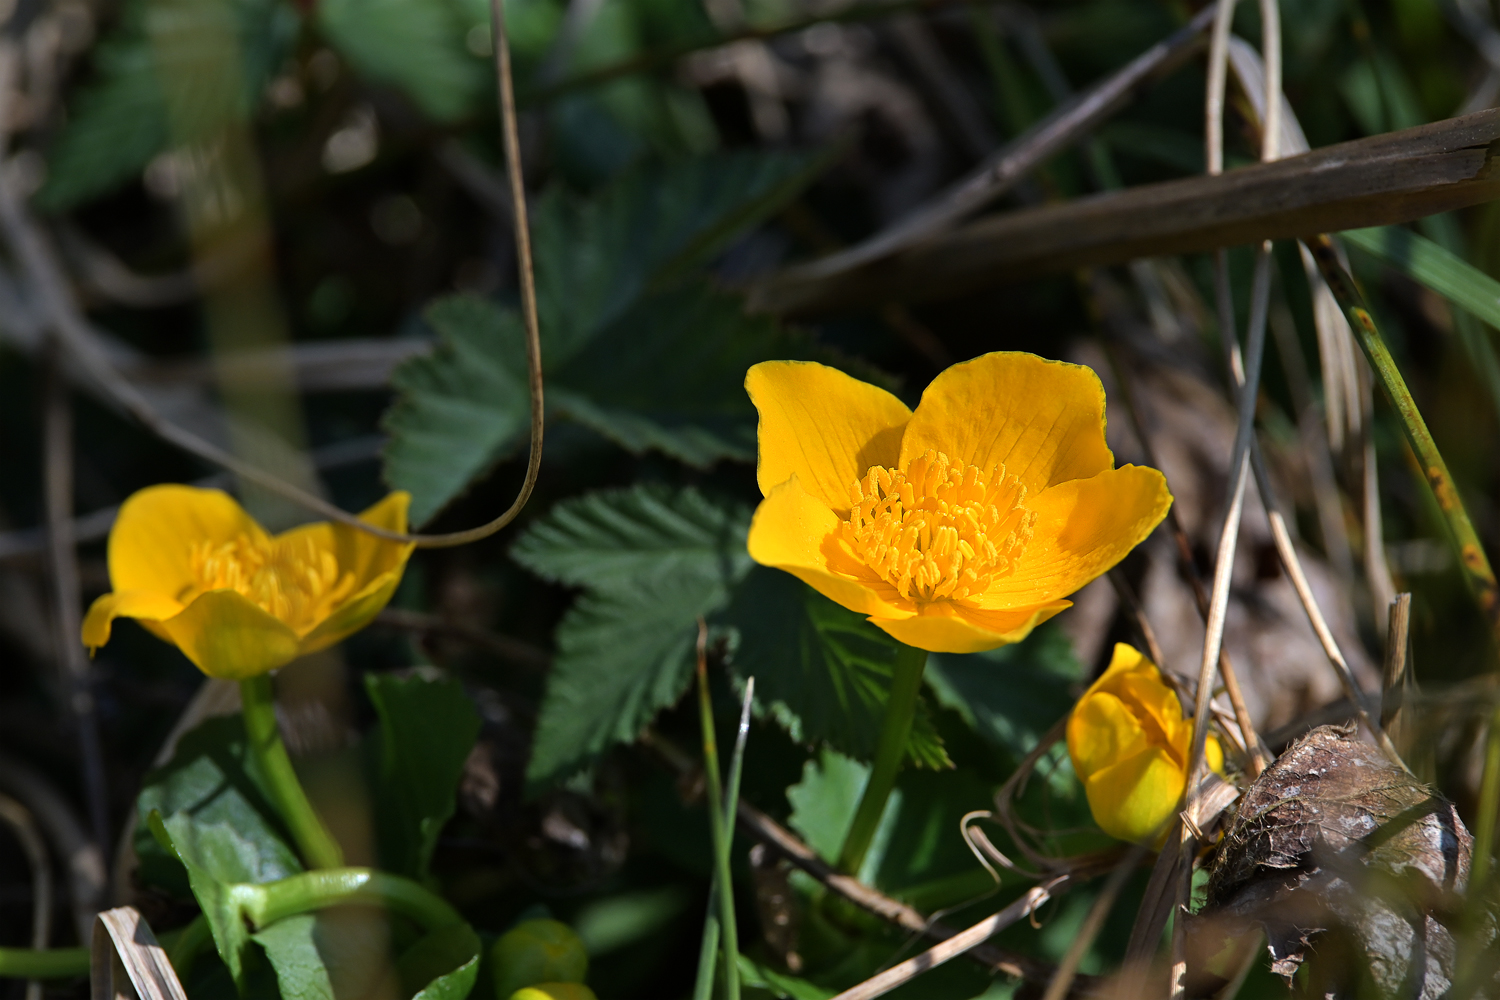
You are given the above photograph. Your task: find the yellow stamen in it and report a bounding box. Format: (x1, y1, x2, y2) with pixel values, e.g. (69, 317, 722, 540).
(842, 450, 1035, 603)
(185, 534, 356, 632)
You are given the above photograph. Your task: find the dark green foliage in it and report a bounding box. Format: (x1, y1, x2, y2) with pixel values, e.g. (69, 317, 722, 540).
(365, 671, 482, 881)
(723, 568, 950, 769)
(382, 150, 832, 524)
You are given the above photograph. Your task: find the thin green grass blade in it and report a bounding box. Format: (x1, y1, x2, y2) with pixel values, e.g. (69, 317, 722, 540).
(1343, 225, 1500, 419)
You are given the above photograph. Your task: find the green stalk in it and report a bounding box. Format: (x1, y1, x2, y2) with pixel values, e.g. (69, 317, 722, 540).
(240, 675, 345, 870)
(837, 645, 928, 875)
(238, 868, 464, 930)
(694, 654, 740, 1000)
(1308, 236, 1500, 644)
(0, 949, 89, 979)
(1310, 234, 1500, 876)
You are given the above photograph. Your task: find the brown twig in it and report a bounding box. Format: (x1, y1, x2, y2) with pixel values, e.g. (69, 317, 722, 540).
(1039, 844, 1149, 1000)
(1382, 593, 1413, 742)
(373, 608, 552, 671)
(642, 731, 1073, 987)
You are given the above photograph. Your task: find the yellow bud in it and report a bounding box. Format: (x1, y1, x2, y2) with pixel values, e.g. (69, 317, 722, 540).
(491, 920, 589, 1000)
(1066, 643, 1224, 844)
(510, 985, 597, 1000)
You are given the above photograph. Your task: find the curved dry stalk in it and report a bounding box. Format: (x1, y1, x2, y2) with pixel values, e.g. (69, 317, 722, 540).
(1040, 844, 1150, 1000)
(0, 0, 545, 550)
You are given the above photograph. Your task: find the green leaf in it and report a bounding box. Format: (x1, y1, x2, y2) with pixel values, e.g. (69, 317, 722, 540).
(253, 911, 480, 1000)
(135, 716, 301, 899)
(532, 149, 828, 363)
(381, 296, 531, 526)
(364, 671, 482, 881)
(317, 0, 484, 122)
(519, 485, 755, 787)
(549, 283, 811, 466)
(737, 955, 836, 1000)
(924, 624, 1082, 760)
(381, 151, 834, 522)
(785, 749, 899, 882)
(400, 924, 482, 1000)
(510, 483, 752, 591)
(721, 569, 950, 770)
(37, 0, 297, 211)
(525, 575, 732, 788)
(149, 810, 272, 988)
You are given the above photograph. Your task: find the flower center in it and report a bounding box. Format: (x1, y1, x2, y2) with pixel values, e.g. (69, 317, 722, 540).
(842, 450, 1036, 603)
(187, 533, 356, 632)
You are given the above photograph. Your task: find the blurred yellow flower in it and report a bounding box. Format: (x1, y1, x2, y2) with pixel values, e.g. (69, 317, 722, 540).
(1067, 643, 1223, 844)
(744, 353, 1172, 653)
(82, 486, 413, 680)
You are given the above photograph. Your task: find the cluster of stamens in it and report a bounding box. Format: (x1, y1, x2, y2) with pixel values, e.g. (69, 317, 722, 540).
(187, 534, 355, 632)
(842, 450, 1035, 603)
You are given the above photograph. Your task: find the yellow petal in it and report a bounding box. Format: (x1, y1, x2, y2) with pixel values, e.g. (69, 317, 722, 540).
(156, 591, 302, 680)
(298, 569, 404, 655)
(81, 590, 185, 650)
(898, 353, 1115, 494)
(1083, 746, 1185, 844)
(869, 600, 1067, 653)
(747, 476, 912, 619)
(1206, 734, 1225, 776)
(746, 361, 911, 512)
(1068, 688, 1150, 778)
(108, 485, 266, 598)
(975, 465, 1171, 609)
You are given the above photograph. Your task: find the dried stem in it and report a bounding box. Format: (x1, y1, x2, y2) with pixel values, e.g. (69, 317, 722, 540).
(827, 881, 1064, 1000)
(1040, 844, 1148, 1000)
(0, 10, 546, 550)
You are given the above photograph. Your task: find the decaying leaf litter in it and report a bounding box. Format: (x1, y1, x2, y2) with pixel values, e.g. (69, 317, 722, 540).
(0, 0, 1498, 995)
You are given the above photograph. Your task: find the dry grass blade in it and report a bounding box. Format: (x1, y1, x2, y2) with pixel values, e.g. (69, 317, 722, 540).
(750, 110, 1500, 314)
(1040, 844, 1149, 1000)
(748, 5, 1216, 289)
(1382, 594, 1413, 744)
(827, 882, 1064, 1000)
(91, 908, 188, 1000)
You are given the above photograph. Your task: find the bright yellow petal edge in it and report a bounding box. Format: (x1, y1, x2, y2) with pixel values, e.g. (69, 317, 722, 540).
(744, 353, 1172, 654)
(82, 487, 413, 679)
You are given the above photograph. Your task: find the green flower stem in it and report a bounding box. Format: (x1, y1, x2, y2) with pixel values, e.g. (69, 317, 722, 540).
(0, 948, 89, 979)
(837, 645, 928, 875)
(1310, 235, 1500, 645)
(694, 653, 739, 1000)
(163, 914, 212, 981)
(240, 675, 345, 870)
(1474, 705, 1500, 890)
(237, 868, 464, 931)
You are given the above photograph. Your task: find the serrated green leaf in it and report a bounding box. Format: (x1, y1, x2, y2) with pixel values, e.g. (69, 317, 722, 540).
(533, 149, 829, 364)
(381, 296, 531, 526)
(365, 671, 482, 881)
(721, 568, 950, 770)
(317, 0, 484, 122)
(382, 151, 834, 522)
(924, 624, 1082, 760)
(525, 575, 732, 788)
(549, 283, 807, 466)
(510, 483, 752, 591)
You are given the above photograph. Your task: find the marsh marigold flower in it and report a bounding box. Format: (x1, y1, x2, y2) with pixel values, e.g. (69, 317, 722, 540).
(1067, 643, 1223, 844)
(744, 352, 1171, 653)
(81, 485, 414, 680)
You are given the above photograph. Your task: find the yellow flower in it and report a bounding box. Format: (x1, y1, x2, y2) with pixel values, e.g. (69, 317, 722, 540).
(744, 352, 1171, 653)
(1067, 643, 1223, 844)
(81, 486, 414, 680)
